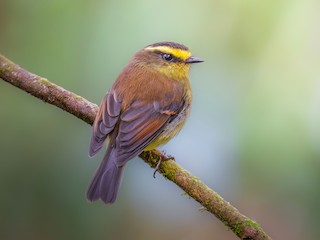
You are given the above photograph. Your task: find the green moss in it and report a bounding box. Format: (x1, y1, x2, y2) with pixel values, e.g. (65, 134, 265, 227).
(74, 94, 83, 100)
(148, 151, 159, 166)
(232, 223, 242, 236)
(161, 162, 177, 181)
(39, 77, 51, 86)
(0, 64, 11, 75)
(203, 196, 214, 209)
(244, 219, 259, 228)
(191, 176, 201, 183)
(231, 219, 260, 237)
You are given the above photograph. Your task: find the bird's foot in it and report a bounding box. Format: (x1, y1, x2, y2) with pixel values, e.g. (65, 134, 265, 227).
(153, 152, 175, 178)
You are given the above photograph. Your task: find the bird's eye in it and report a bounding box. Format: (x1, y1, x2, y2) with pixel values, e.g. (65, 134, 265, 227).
(162, 53, 173, 62)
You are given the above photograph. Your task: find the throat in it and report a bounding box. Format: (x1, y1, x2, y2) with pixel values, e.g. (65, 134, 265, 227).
(155, 65, 190, 80)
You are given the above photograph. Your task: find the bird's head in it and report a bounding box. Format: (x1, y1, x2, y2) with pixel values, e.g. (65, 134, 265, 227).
(133, 41, 203, 80)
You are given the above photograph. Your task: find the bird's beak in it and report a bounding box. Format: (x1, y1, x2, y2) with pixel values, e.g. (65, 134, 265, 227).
(185, 56, 204, 64)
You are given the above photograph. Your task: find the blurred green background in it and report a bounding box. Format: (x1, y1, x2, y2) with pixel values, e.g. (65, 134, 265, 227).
(1, 0, 320, 239)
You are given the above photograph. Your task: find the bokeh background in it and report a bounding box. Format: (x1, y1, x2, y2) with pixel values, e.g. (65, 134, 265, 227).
(1, 0, 320, 239)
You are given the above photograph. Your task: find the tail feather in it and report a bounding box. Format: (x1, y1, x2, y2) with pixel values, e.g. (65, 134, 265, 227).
(87, 148, 124, 204)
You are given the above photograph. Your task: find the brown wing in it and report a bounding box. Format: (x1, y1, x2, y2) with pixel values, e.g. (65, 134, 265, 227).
(89, 90, 122, 157)
(114, 98, 185, 167)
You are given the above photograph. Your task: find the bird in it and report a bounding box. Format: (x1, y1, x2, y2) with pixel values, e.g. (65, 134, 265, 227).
(87, 41, 203, 204)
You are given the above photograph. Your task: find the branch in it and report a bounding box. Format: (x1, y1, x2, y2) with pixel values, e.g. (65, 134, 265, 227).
(0, 54, 271, 240)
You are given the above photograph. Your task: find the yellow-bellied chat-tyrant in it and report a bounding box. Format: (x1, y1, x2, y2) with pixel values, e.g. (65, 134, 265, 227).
(87, 41, 203, 204)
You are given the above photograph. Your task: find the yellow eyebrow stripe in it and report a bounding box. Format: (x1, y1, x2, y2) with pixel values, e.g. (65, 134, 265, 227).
(145, 46, 191, 61)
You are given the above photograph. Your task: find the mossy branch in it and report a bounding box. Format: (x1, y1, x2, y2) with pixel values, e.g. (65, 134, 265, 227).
(0, 54, 272, 240)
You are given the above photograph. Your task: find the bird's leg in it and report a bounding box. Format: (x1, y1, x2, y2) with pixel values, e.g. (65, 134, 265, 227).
(153, 152, 175, 178)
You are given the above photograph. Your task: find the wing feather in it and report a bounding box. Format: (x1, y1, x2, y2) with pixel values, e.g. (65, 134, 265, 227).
(114, 100, 181, 167)
(89, 91, 122, 157)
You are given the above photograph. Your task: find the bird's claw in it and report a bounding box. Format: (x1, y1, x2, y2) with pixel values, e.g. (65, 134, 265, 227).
(153, 154, 175, 178)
